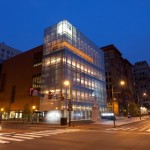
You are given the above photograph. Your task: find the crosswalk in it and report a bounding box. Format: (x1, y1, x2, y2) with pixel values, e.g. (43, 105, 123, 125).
(106, 127, 150, 133)
(0, 129, 81, 144)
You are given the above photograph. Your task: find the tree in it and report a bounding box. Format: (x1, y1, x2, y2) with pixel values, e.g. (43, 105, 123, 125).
(22, 104, 31, 122)
(128, 102, 140, 117)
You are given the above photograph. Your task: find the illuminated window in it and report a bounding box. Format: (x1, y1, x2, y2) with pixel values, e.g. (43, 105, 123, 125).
(32, 74, 41, 89)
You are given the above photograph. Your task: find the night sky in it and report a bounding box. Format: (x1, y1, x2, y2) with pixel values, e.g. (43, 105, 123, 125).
(1, 0, 150, 65)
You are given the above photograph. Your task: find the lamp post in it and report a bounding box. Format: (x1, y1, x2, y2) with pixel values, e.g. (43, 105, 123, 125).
(0, 108, 4, 123)
(137, 95, 141, 120)
(120, 80, 126, 115)
(112, 80, 126, 127)
(64, 80, 72, 126)
(111, 86, 116, 128)
(31, 105, 36, 123)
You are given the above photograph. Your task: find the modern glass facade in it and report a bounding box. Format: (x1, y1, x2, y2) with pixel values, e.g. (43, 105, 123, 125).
(40, 20, 107, 121)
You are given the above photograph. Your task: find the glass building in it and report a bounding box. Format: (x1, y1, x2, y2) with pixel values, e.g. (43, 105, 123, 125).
(40, 20, 107, 121)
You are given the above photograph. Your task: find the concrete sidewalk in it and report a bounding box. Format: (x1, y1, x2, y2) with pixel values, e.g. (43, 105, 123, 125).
(0, 116, 149, 133)
(93, 115, 150, 126)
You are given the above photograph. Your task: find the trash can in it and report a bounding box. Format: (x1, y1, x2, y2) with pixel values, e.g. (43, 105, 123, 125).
(60, 117, 67, 125)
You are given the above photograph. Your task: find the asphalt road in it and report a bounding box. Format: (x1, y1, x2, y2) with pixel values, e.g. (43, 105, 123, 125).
(0, 119, 150, 150)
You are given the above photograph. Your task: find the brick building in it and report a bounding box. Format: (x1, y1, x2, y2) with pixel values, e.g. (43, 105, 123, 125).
(0, 45, 42, 118)
(133, 61, 150, 112)
(101, 44, 134, 115)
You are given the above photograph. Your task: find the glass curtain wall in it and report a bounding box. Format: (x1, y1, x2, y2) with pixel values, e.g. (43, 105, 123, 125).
(41, 20, 107, 120)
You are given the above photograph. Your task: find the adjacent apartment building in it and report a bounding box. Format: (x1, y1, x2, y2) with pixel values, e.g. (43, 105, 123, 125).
(101, 44, 134, 115)
(0, 20, 107, 122)
(133, 61, 150, 112)
(0, 42, 21, 61)
(0, 42, 22, 78)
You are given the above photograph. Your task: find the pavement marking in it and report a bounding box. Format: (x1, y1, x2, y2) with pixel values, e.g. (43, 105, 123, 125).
(106, 127, 150, 133)
(0, 140, 10, 144)
(12, 135, 34, 140)
(128, 128, 138, 131)
(0, 132, 16, 136)
(121, 128, 132, 130)
(0, 137, 24, 141)
(146, 129, 150, 132)
(138, 127, 149, 131)
(0, 129, 82, 144)
(106, 128, 119, 131)
(15, 134, 42, 138)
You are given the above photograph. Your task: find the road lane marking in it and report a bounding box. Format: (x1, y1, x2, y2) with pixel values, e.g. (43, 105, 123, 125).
(146, 129, 150, 132)
(121, 128, 132, 130)
(139, 127, 149, 131)
(129, 128, 138, 131)
(0, 129, 82, 144)
(0, 137, 24, 141)
(12, 135, 34, 140)
(15, 134, 42, 138)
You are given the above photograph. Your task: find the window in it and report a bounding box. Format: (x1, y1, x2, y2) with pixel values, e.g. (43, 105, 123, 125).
(1, 53, 4, 57)
(7, 50, 10, 54)
(32, 74, 41, 89)
(33, 51, 43, 67)
(2, 48, 5, 52)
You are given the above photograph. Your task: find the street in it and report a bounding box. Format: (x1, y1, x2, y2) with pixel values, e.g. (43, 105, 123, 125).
(0, 119, 150, 150)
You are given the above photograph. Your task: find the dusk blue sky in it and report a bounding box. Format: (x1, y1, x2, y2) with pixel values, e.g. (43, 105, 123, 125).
(1, 0, 150, 65)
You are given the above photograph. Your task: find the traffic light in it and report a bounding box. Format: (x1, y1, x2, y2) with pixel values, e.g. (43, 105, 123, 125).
(48, 91, 53, 99)
(68, 103, 73, 111)
(61, 94, 65, 101)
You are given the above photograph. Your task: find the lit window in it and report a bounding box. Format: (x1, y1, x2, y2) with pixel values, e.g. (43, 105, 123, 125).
(46, 60, 50, 66)
(51, 59, 56, 64)
(72, 61, 76, 66)
(67, 59, 71, 64)
(57, 58, 61, 62)
(77, 63, 80, 68)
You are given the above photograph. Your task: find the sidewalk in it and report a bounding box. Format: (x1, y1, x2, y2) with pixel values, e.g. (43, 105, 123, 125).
(93, 115, 150, 126)
(0, 116, 149, 133)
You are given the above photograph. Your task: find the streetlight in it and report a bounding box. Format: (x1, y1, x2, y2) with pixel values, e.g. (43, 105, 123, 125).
(120, 80, 127, 115)
(64, 80, 72, 126)
(143, 92, 147, 97)
(32, 105, 36, 110)
(0, 108, 4, 123)
(31, 105, 36, 123)
(112, 80, 126, 128)
(111, 85, 116, 128)
(137, 95, 141, 120)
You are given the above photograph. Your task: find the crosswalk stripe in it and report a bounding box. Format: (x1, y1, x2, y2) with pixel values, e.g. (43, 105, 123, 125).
(0, 137, 24, 141)
(26, 129, 79, 136)
(106, 127, 150, 132)
(0, 132, 15, 136)
(12, 136, 34, 140)
(139, 127, 149, 131)
(15, 134, 42, 138)
(129, 128, 138, 131)
(121, 128, 132, 130)
(0, 140, 10, 144)
(146, 129, 150, 132)
(0, 129, 81, 144)
(27, 131, 68, 136)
